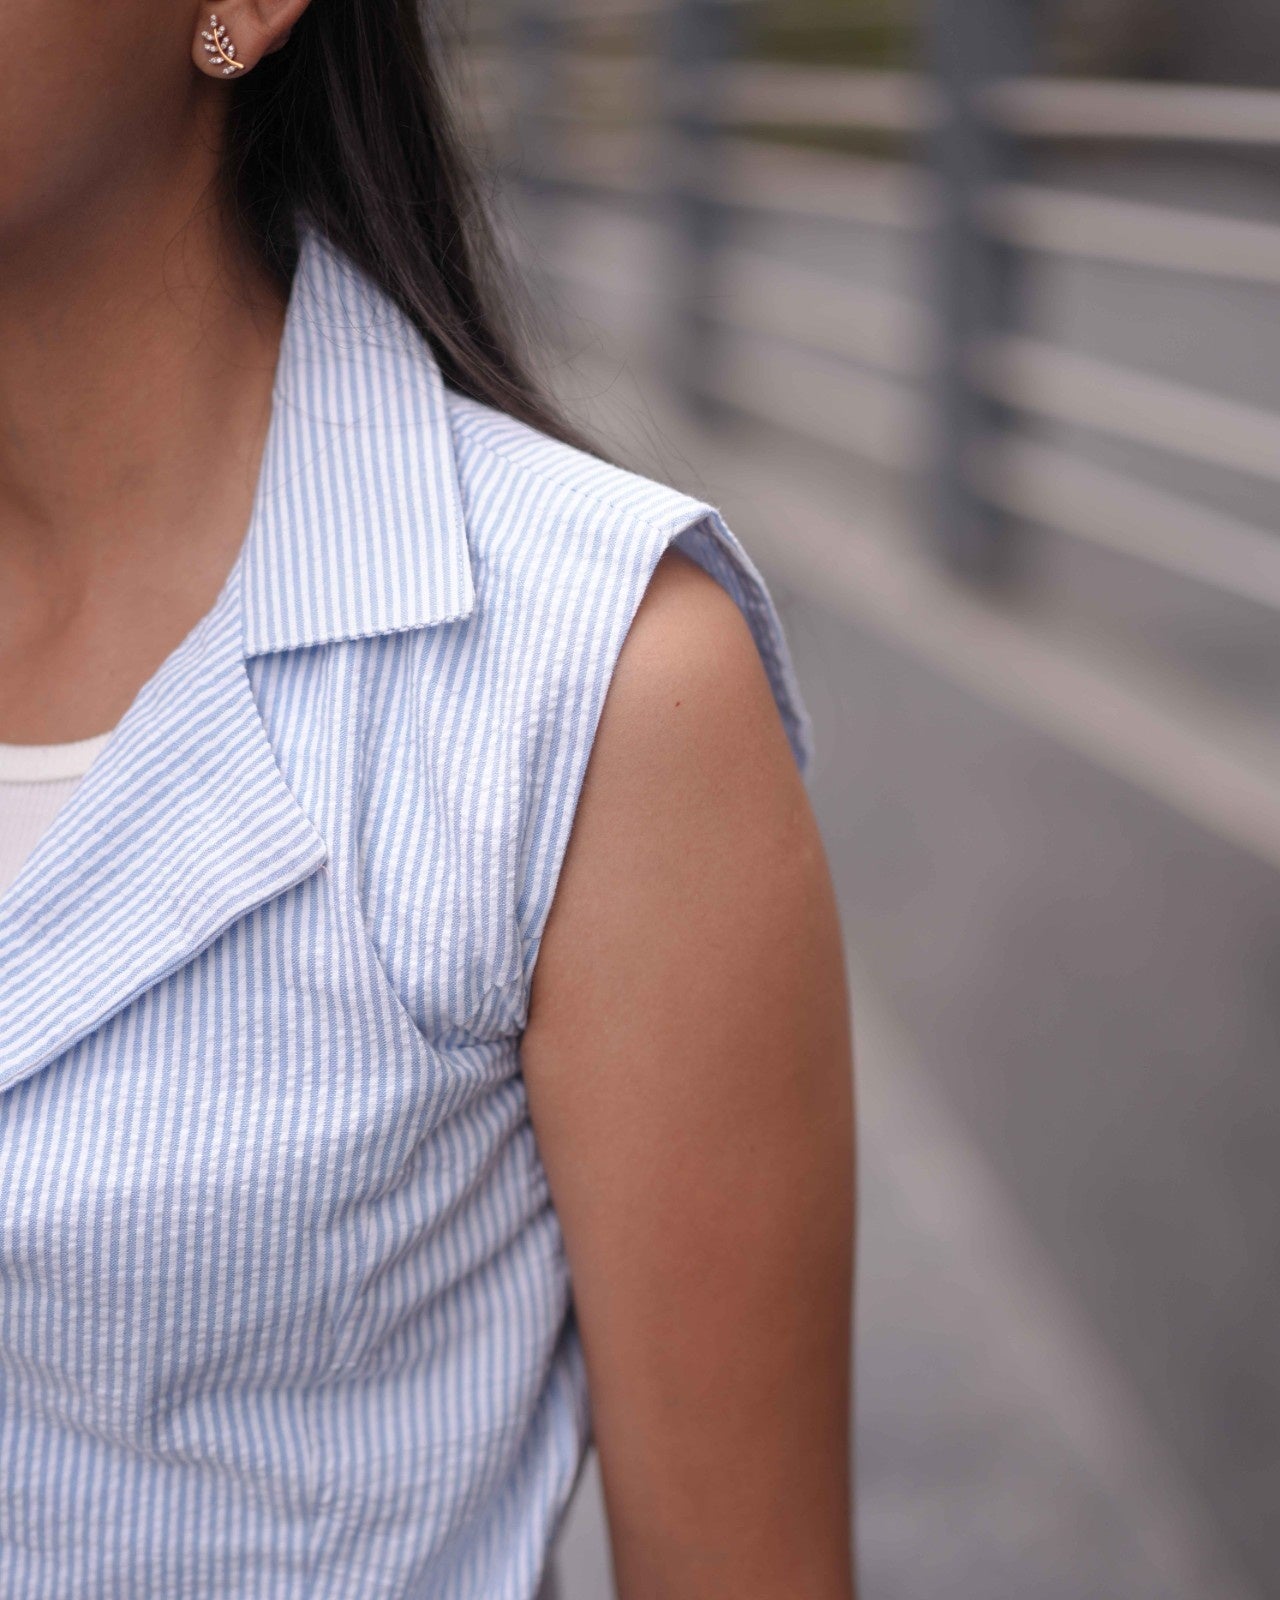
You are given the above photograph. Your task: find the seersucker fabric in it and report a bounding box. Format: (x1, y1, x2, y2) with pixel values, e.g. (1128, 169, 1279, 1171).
(0, 222, 815, 1598)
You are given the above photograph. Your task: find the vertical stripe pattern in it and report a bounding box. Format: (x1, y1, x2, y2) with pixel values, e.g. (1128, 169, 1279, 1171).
(0, 225, 815, 1598)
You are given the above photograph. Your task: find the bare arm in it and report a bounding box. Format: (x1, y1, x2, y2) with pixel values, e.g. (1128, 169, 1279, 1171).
(520, 546, 856, 1600)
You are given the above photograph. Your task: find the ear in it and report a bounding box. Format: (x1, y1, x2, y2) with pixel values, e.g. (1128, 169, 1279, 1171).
(191, 0, 312, 78)
(240, 0, 312, 53)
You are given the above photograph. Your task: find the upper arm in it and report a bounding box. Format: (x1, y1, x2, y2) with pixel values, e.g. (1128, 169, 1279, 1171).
(519, 545, 855, 1600)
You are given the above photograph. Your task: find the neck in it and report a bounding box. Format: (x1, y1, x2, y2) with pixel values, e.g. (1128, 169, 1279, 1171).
(0, 150, 287, 617)
(0, 141, 290, 741)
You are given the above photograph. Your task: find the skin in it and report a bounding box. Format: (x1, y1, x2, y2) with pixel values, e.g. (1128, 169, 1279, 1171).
(523, 549, 855, 1600)
(0, 0, 305, 742)
(0, 4, 857, 1596)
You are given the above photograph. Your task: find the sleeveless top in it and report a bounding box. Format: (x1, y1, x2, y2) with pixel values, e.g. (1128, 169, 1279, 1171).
(0, 223, 815, 1598)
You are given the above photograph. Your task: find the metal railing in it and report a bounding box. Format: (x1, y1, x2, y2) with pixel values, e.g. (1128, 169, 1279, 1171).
(482, 0, 1280, 869)
(486, 4, 1280, 593)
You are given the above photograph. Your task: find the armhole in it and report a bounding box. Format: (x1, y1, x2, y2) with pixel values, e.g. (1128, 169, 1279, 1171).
(513, 505, 816, 1014)
(670, 509, 815, 780)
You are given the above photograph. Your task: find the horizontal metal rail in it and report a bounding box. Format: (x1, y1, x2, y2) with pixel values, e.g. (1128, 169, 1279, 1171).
(495, 31, 1280, 871)
(719, 68, 1280, 146)
(974, 436, 1280, 611)
(496, 77, 1280, 295)
(487, 53, 1280, 144)
(722, 336, 1280, 611)
(718, 142, 924, 226)
(511, 126, 1280, 291)
(714, 340, 924, 471)
(720, 253, 927, 374)
(535, 222, 1280, 609)
(980, 76, 1280, 145)
(719, 332, 1280, 614)
(709, 269, 1280, 607)
(718, 63, 930, 132)
(526, 128, 926, 227)
(527, 135, 1280, 294)
(978, 183, 1280, 286)
(566, 331, 1280, 875)
(478, 55, 931, 131)
(541, 237, 924, 465)
(685, 392, 1280, 876)
(973, 337, 1280, 486)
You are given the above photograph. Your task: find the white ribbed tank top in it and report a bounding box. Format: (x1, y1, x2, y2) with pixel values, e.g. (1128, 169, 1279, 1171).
(0, 730, 115, 898)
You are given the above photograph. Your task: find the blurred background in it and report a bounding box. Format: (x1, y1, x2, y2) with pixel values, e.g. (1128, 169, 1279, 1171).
(444, 2, 1280, 1595)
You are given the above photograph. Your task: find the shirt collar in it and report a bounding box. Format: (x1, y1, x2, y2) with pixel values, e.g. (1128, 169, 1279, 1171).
(238, 222, 476, 658)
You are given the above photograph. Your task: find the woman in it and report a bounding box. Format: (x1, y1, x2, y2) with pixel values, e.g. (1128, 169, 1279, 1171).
(0, 2, 854, 1597)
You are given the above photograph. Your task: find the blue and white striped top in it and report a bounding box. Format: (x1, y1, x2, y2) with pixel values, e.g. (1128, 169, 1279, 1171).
(0, 223, 814, 1598)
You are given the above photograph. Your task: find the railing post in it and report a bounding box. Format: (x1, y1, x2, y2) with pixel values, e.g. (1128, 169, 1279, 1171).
(925, 0, 1035, 581)
(509, 0, 567, 238)
(660, 0, 742, 422)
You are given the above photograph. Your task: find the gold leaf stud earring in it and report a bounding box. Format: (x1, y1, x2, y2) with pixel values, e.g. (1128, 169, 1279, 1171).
(201, 14, 246, 76)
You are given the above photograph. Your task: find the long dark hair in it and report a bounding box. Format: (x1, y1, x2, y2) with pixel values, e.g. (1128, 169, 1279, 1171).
(224, 0, 593, 453)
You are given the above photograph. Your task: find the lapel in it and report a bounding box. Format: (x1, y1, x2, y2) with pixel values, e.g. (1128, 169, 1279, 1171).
(0, 225, 476, 1096)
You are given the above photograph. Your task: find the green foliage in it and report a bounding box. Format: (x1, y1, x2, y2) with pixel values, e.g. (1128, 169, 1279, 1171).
(742, 0, 914, 69)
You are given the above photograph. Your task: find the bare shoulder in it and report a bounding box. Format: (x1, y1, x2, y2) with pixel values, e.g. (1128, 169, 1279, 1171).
(524, 540, 825, 1025)
(520, 540, 854, 1598)
(574, 543, 811, 854)
(610, 543, 781, 721)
